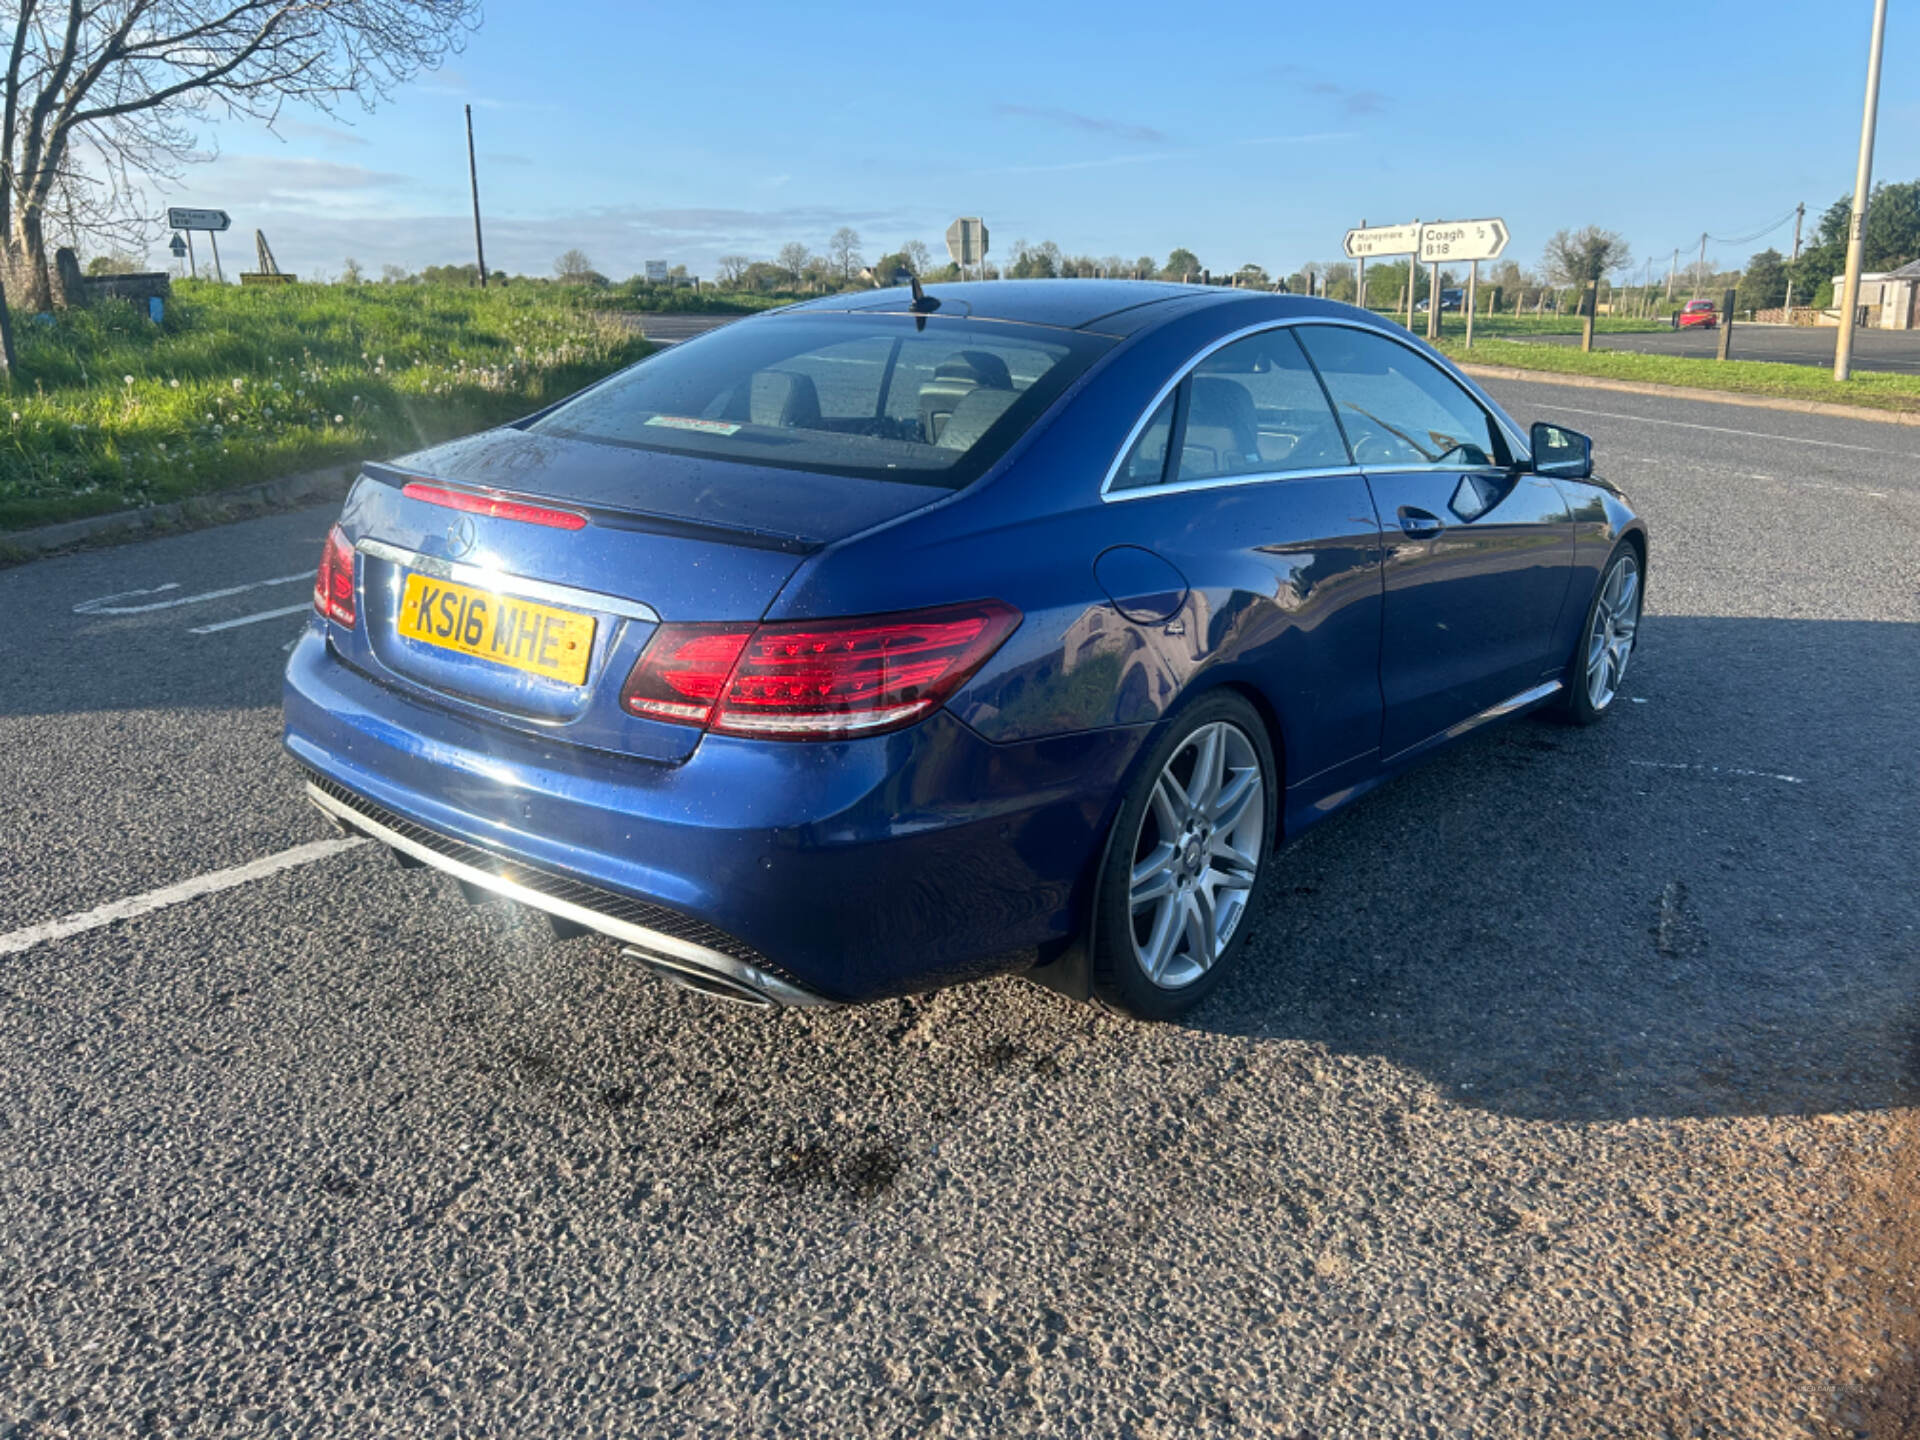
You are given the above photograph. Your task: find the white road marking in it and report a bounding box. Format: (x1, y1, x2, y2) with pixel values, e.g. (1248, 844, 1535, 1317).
(1531, 402, 1905, 456)
(1629, 760, 1805, 785)
(188, 602, 313, 635)
(0, 837, 367, 958)
(74, 571, 311, 616)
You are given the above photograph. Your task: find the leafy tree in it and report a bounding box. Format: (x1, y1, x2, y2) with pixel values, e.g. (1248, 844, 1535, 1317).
(379, 263, 414, 284)
(1163, 247, 1201, 280)
(776, 242, 810, 284)
(870, 251, 914, 284)
(828, 227, 864, 280)
(340, 257, 365, 285)
(83, 252, 139, 276)
(1236, 263, 1270, 288)
(555, 249, 599, 282)
(1737, 248, 1788, 311)
(1790, 181, 1920, 301)
(1323, 261, 1357, 302)
(1542, 226, 1632, 291)
(1008, 238, 1062, 279)
(1132, 255, 1157, 279)
(0, 0, 480, 311)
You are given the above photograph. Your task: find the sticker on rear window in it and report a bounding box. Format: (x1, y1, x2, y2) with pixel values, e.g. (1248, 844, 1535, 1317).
(645, 415, 741, 436)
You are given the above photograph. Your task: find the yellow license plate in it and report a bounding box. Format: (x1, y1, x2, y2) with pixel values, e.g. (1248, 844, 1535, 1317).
(397, 573, 596, 686)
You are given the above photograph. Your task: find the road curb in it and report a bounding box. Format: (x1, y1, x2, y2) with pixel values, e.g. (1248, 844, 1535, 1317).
(1456, 362, 1920, 428)
(0, 463, 358, 568)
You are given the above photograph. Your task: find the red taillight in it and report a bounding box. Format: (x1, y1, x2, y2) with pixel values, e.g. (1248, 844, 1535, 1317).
(401, 480, 588, 531)
(313, 524, 356, 626)
(620, 601, 1020, 740)
(619, 624, 753, 726)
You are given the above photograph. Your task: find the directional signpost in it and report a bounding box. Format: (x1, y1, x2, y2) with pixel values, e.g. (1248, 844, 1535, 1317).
(167, 207, 230, 282)
(1419, 218, 1508, 346)
(946, 217, 989, 280)
(1345, 216, 1510, 345)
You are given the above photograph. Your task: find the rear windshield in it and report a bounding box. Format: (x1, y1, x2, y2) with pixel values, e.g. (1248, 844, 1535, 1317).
(531, 313, 1111, 488)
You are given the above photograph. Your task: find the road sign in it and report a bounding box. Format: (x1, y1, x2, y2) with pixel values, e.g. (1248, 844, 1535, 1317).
(167, 207, 230, 232)
(644, 260, 668, 283)
(946, 217, 989, 267)
(168, 233, 187, 258)
(1418, 218, 1508, 263)
(1343, 222, 1422, 259)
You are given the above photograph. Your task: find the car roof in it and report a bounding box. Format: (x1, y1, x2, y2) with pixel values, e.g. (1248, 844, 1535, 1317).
(774, 279, 1258, 336)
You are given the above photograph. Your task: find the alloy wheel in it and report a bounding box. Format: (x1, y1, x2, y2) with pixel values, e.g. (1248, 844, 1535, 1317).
(1127, 720, 1265, 990)
(1586, 552, 1641, 712)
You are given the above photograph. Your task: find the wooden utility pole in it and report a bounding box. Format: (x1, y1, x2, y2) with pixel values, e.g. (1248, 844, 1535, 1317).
(1783, 201, 1806, 315)
(466, 104, 489, 288)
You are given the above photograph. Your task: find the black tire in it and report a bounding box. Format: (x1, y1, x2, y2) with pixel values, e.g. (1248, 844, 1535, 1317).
(1091, 691, 1279, 1021)
(1555, 540, 1643, 726)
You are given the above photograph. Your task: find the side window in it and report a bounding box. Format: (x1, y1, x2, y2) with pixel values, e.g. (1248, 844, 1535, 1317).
(1112, 391, 1176, 490)
(1177, 329, 1348, 482)
(1296, 326, 1500, 469)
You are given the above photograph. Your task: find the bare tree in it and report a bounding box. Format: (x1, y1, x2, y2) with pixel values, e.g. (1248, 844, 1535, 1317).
(340, 257, 364, 285)
(776, 241, 808, 284)
(716, 253, 750, 286)
(0, 0, 481, 309)
(900, 238, 930, 274)
(827, 226, 862, 280)
(1541, 226, 1633, 292)
(554, 248, 596, 282)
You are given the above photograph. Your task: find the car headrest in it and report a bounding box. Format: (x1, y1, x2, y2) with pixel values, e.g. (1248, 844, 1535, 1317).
(749, 369, 822, 429)
(933, 350, 1013, 390)
(935, 386, 1019, 450)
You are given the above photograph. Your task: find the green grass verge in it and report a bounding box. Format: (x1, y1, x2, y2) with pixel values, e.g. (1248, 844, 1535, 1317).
(0, 280, 653, 531)
(1432, 336, 1920, 414)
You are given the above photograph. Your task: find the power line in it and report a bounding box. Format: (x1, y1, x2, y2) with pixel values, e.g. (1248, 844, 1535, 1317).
(1704, 206, 1802, 248)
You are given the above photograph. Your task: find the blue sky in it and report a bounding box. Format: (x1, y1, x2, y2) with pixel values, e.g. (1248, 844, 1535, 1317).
(151, 0, 1920, 285)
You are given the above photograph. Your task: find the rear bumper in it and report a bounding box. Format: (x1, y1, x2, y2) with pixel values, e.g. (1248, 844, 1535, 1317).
(282, 625, 1144, 1003)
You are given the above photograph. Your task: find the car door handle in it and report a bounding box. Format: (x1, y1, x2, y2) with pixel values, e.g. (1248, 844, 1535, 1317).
(1398, 506, 1445, 538)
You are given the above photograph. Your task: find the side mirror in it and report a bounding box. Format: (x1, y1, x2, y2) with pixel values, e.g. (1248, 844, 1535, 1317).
(1529, 421, 1592, 480)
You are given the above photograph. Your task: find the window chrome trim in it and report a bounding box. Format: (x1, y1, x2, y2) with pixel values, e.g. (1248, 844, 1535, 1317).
(356, 538, 663, 623)
(1098, 315, 1529, 503)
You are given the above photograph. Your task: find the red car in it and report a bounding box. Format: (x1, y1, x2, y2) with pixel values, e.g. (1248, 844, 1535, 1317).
(1675, 299, 1719, 330)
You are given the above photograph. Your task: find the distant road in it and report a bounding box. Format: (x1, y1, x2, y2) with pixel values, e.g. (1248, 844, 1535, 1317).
(1530, 321, 1920, 374)
(611, 312, 741, 344)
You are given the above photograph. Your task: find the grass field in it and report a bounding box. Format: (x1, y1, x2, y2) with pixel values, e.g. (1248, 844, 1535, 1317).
(1434, 336, 1920, 414)
(0, 281, 652, 531)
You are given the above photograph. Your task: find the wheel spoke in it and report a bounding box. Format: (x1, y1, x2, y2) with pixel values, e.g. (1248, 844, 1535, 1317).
(1130, 844, 1177, 911)
(1614, 566, 1638, 618)
(1144, 895, 1183, 982)
(1211, 769, 1260, 832)
(1188, 725, 1223, 815)
(1183, 887, 1216, 971)
(1148, 774, 1186, 838)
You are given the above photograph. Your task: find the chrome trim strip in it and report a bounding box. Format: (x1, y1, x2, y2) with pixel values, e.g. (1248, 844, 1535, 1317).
(305, 782, 834, 1009)
(1098, 315, 1529, 502)
(356, 538, 662, 624)
(1104, 463, 1369, 503)
(1385, 679, 1564, 765)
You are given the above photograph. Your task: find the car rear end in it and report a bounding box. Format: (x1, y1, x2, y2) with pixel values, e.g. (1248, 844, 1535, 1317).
(284, 307, 1123, 1005)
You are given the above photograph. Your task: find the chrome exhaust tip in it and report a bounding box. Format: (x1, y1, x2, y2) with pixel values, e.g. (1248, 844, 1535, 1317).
(622, 946, 777, 1009)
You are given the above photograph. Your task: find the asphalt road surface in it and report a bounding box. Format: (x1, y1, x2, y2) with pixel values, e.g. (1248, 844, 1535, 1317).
(1530, 321, 1920, 374)
(2, 376, 1916, 1438)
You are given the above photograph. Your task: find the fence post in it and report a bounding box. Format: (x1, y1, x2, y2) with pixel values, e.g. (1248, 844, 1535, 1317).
(1717, 287, 1737, 361)
(1580, 283, 1597, 352)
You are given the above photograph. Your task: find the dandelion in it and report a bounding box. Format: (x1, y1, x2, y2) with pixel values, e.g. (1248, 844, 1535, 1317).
(333, 414, 344, 424)
(123, 375, 134, 385)
(231, 378, 244, 392)
(8, 412, 16, 423)
(169, 378, 180, 389)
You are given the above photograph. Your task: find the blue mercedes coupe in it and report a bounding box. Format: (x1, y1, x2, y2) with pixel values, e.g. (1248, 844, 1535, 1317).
(285, 280, 1646, 1019)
